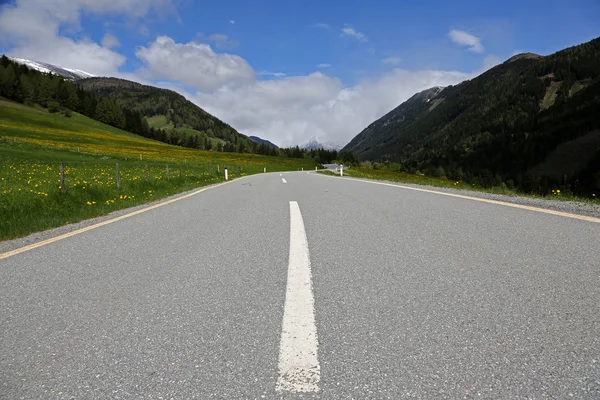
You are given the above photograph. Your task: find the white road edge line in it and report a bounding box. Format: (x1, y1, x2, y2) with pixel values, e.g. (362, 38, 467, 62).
(282, 178, 287, 184)
(311, 172, 600, 224)
(276, 201, 320, 393)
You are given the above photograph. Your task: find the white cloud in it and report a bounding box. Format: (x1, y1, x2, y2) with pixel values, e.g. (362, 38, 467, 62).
(0, 0, 172, 75)
(341, 26, 368, 42)
(0, 1, 500, 151)
(317, 63, 331, 68)
(206, 33, 238, 49)
(481, 55, 501, 71)
(185, 68, 470, 148)
(135, 36, 255, 91)
(102, 33, 121, 49)
(257, 71, 287, 78)
(381, 56, 401, 65)
(314, 23, 330, 29)
(229, 20, 235, 25)
(448, 29, 484, 53)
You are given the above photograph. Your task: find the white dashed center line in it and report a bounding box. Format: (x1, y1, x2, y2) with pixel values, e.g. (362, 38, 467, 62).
(276, 201, 320, 393)
(282, 178, 287, 184)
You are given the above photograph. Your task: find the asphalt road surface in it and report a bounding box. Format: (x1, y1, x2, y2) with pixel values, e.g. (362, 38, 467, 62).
(1, 172, 599, 399)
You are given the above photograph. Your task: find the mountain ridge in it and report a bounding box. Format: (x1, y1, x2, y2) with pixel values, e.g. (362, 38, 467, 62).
(77, 77, 254, 151)
(302, 139, 342, 151)
(342, 36, 600, 195)
(249, 136, 278, 148)
(9, 57, 95, 81)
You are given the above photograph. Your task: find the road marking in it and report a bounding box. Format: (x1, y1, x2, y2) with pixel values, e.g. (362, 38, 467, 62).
(276, 201, 320, 393)
(282, 178, 287, 184)
(0, 179, 241, 261)
(313, 173, 600, 224)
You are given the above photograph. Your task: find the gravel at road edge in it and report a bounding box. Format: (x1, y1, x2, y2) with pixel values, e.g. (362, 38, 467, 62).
(343, 175, 600, 219)
(3, 174, 599, 255)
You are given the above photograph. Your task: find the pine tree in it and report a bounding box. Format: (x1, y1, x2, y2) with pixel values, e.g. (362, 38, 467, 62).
(1, 64, 16, 98)
(95, 97, 114, 125)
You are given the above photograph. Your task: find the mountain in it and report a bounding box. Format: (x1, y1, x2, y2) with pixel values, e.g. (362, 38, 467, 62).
(249, 136, 278, 148)
(342, 37, 600, 194)
(77, 77, 253, 150)
(342, 86, 444, 159)
(302, 139, 342, 151)
(8, 57, 94, 81)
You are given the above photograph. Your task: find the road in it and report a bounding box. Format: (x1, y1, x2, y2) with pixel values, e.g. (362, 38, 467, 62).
(1, 171, 599, 399)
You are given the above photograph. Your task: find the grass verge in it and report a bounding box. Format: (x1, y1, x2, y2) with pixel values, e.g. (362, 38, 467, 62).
(1, 100, 314, 240)
(319, 168, 599, 203)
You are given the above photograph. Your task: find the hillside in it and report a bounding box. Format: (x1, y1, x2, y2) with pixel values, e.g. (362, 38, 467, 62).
(249, 136, 278, 148)
(9, 56, 94, 81)
(0, 98, 315, 239)
(342, 37, 600, 195)
(77, 77, 253, 150)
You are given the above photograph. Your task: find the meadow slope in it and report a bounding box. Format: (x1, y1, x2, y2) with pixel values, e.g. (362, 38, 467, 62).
(0, 99, 315, 240)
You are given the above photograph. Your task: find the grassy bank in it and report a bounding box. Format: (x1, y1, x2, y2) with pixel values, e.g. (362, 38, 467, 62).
(0, 99, 314, 240)
(321, 167, 598, 203)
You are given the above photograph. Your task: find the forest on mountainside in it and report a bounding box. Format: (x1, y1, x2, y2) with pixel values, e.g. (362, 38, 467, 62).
(342, 37, 600, 195)
(0, 56, 339, 162)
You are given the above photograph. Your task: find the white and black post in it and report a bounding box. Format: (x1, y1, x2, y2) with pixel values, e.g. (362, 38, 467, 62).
(224, 166, 228, 181)
(340, 164, 343, 177)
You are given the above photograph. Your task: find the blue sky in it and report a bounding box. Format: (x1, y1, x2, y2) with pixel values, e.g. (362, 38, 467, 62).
(1, 0, 599, 146)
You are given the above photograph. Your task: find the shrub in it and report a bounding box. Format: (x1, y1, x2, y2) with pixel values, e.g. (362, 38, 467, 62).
(47, 101, 60, 113)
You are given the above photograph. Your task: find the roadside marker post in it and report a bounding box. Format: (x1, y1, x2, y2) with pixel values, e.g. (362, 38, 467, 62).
(340, 164, 343, 177)
(59, 162, 65, 193)
(225, 166, 228, 181)
(264, 167, 266, 173)
(116, 163, 121, 190)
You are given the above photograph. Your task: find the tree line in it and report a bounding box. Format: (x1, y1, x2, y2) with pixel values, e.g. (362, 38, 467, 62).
(0, 56, 340, 164)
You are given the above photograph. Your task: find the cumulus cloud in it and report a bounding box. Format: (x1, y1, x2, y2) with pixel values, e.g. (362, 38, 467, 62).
(0, 1, 498, 149)
(135, 36, 255, 91)
(102, 33, 121, 49)
(317, 63, 332, 68)
(257, 71, 287, 78)
(185, 68, 470, 147)
(198, 33, 239, 49)
(341, 26, 368, 42)
(130, 37, 484, 148)
(0, 0, 172, 75)
(381, 56, 401, 65)
(448, 29, 484, 53)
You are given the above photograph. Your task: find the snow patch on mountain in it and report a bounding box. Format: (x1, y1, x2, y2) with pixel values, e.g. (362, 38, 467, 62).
(8, 57, 95, 81)
(301, 139, 343, 151)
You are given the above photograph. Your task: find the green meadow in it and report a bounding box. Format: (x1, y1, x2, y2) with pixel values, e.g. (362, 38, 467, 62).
(0, 99, 315, 240)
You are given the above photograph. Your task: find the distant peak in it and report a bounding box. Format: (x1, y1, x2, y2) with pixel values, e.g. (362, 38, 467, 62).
(8, 56, 95, 81)
(301, 139, 342, 151)
(506, 52, 543, 63)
